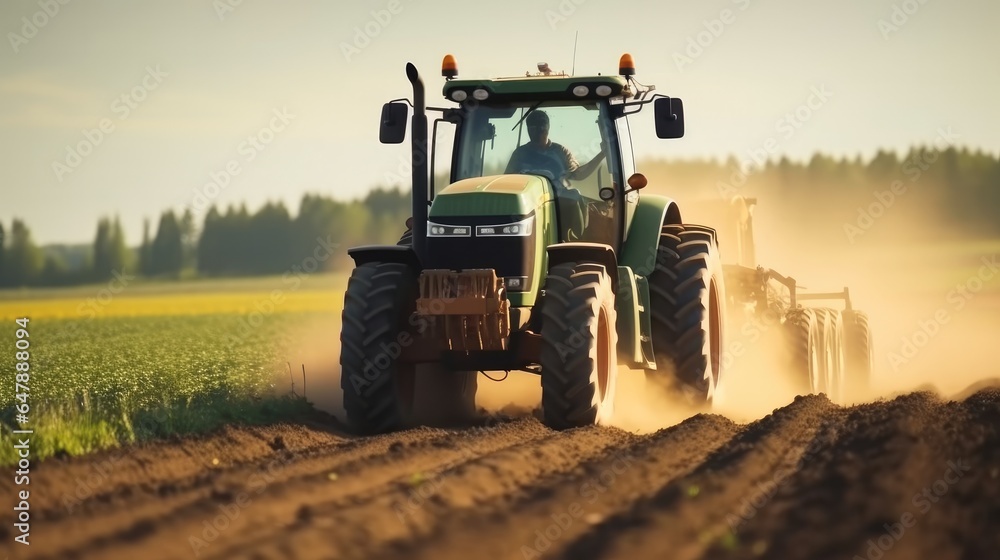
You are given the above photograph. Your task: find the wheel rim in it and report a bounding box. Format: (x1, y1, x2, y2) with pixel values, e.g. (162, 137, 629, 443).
(597, 308, 610, 402)
(709, 281, 722, 387)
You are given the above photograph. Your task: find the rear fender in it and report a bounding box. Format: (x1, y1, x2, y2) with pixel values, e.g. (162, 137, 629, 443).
(620, 194, 682, 276)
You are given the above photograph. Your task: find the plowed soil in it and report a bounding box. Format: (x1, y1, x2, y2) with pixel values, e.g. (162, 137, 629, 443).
(3, 387, 999, 560)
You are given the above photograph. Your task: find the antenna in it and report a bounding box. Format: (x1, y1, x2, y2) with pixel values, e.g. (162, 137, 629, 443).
(571, 31, 579, 76)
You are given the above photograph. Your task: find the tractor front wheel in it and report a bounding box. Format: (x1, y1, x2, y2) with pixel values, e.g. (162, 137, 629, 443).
(339, 262, 417, 434)
(539, 262, 618, 429)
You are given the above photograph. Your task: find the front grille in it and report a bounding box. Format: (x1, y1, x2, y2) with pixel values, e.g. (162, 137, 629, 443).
(425, 216, 536, 292)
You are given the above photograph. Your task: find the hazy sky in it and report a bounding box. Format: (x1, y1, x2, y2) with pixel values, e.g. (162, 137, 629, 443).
(1, 0, 998, 245)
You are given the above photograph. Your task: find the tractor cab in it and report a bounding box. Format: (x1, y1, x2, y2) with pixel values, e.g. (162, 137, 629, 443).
(377, 54, 685, 306)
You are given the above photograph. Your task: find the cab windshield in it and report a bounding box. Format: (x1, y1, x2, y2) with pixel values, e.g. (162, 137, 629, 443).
(453, 102, 620, 242)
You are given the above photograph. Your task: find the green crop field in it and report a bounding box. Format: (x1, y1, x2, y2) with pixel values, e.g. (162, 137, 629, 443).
(0, 274, 345, 465)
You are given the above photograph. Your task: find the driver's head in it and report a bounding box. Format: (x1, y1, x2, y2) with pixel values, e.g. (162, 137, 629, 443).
(526, 110, 549, 146)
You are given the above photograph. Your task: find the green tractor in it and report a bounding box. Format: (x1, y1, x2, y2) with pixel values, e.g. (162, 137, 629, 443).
(340, 54, 726, 432)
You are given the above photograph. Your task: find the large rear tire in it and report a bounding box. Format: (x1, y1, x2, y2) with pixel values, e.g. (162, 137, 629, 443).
(647, 225, 726, 404)
(539, 262, 618, 429)
(340, 262, 417, 434)
(841, 309, 873, 400)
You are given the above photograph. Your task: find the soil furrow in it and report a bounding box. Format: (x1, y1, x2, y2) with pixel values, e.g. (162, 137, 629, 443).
(560, 394, 837, 560)
(393, 413, 742, 560)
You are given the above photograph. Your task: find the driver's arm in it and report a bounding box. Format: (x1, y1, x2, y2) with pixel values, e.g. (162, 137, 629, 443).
(567, 142, 606, 181)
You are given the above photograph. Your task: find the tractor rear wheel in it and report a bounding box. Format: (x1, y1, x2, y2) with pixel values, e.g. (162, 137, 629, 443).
(841, 309, 873, 400)
(340, 262, 417, 434)
(539, 262, 618, 429)
(647, 225, 726, 404)
(784, 307, 821, 396)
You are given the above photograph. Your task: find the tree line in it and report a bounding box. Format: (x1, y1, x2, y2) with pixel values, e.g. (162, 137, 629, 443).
(0, 188, 411, 287)
(643, 145, 999, 242)
(0, 146, 997, 288)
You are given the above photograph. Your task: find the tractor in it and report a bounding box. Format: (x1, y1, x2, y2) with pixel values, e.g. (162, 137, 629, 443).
(339, 54, 727, 433)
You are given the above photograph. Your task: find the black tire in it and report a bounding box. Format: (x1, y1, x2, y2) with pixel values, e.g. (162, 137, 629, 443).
(340, 262, 417, 434)
(647, 225, 726, 403)
(813, 308, 845, 403)
(397, 229, 413, 246)
(841, 309, 873, 399)
(784, 307, 821, 395)
(539, 262, 618, 429)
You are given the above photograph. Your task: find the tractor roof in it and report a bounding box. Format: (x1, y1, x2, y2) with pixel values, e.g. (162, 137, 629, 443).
(442, 74, 628, 104)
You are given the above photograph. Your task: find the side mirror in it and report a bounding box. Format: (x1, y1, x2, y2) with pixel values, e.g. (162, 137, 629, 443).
(379, 102, 409, 144)
(625, 173, 647, 193)
(654, 97, 684, 139)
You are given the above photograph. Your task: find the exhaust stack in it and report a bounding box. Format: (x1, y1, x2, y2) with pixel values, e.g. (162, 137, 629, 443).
(406, 62, 428, 264)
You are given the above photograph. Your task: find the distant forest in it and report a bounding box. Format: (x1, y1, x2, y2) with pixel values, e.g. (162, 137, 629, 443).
(1, 146, 997, 288)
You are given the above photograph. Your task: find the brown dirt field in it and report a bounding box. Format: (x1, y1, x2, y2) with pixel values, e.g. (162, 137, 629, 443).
(3, 385, 998, 560)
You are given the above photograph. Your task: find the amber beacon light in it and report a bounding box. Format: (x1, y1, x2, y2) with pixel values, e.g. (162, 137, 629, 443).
(442, 54, 458, 79)
(618, 53, 635, 76)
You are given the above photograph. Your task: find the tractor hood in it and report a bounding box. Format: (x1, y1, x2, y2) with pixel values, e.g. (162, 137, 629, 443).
(430, 174, 554, 218)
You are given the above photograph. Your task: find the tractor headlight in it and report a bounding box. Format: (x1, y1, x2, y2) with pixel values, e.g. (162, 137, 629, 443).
(476, 215, 534, 237)
(504, 276, 528, 292)
(427, 222, 472, 237)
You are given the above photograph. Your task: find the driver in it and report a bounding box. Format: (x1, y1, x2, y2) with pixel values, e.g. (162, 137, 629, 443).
(505, 110, 606, 187)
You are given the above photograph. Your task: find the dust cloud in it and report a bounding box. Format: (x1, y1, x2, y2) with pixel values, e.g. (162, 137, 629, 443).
(284, 179, 998, 431)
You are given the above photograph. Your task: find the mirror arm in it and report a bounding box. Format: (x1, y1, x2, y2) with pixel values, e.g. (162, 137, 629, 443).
(620, 92, 671, 116)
